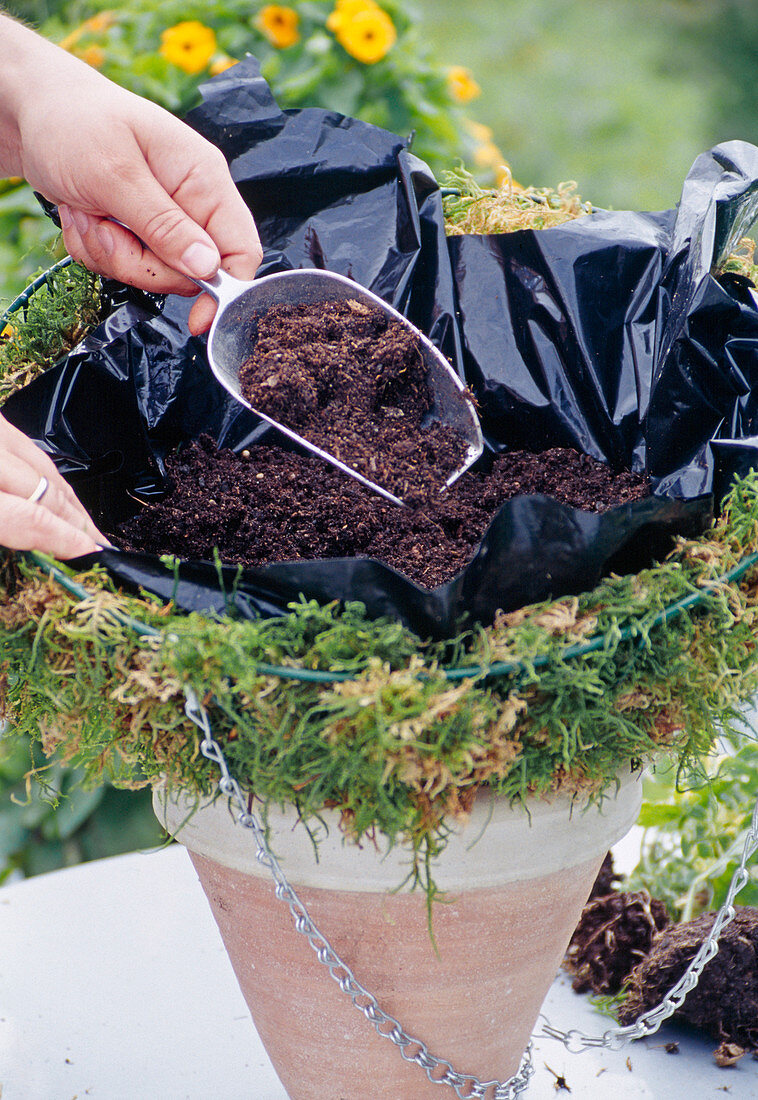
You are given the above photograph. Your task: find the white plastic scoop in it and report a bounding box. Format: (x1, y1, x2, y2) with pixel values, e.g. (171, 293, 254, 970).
(193, 267, 483, 506)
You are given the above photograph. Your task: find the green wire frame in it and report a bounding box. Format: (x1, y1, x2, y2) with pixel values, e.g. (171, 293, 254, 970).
(2, 256, 74, 319)
(28, 548, 758, 685)
(8, 263, 758, 687)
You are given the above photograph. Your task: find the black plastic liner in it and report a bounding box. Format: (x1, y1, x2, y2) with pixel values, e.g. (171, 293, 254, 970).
(4, 58, 758, 638)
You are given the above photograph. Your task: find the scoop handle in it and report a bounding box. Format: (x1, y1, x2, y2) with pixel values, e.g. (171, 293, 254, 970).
(192, 269, 253, 310)
(101, 217, 253, 310)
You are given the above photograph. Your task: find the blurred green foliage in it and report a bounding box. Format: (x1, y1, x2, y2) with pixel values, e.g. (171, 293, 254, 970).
(27, 0, 478, 170)
(0, 181, 66, 311)
(0, 0, 487, 304)
(0, 732, 164, 882)
(414, 0, 758, 212)
(627, 733, 758, 921)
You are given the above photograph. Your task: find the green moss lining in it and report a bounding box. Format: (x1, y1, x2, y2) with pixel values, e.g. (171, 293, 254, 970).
(3, 471, 758, 874)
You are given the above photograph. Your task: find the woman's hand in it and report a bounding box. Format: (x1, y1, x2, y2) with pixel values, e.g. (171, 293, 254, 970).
(0, 15, 262, 334)
(0, 16, 265, 557)
(0, 413, 102, 558)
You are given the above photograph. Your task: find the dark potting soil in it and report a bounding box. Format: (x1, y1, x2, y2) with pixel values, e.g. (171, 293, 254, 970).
(587, 852, 621, 901)
(618, 907, 758, 1052)
(115, 436, 649, 589)
(237, 298, 469, 502)
(564, 888, 670, 995)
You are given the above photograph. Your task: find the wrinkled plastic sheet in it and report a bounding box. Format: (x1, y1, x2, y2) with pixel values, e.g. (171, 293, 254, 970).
(5, 57, 758, 638)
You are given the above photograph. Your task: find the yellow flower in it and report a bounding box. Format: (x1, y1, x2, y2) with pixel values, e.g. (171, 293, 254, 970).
(59, 12, 115, 53)
(255, 6, 300, 49)
(447, 65, 480, 104)
(58, 26, 85, 51)
(210, 56, 238, 76)
(474, 140, 508, 172)
(471, 140, 518, 189)
(326, 0, 379, 32)
(84, 11, 115, 34)
(160, 22, 217, 75)
(331, 4, 397, 65)
(466, 120, 493, 143)
(76, 44, 106, 69)
(1, 323, 16, 341)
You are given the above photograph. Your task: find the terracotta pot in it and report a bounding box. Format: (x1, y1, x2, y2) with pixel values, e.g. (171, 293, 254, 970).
(154, 772, 642, 1100)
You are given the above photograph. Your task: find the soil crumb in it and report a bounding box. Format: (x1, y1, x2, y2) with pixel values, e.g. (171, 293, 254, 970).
(115, 437, 649, 589)
(238, 298, 469, 503)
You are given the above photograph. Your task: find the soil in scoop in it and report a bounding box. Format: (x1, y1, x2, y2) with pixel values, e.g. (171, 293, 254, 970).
(115, 437, 649, 589)
(238, 298, 469, 503)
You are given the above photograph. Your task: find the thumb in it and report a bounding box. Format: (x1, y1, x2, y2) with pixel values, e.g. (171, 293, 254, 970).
(109, 172, 221, 281)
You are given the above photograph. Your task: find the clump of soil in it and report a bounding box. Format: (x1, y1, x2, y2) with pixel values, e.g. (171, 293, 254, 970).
(115, 437, 649, 589)
(238, 298, 469, 503)
(587, 852, 622, 901)
(618, 907, 758, 1051)
(564, 889, 670, 995)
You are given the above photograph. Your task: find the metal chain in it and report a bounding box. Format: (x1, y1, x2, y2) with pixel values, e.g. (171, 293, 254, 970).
(183, 686, 533, 1099)
(539, 771, 758, 1054)
(182, 686, 758, 1087)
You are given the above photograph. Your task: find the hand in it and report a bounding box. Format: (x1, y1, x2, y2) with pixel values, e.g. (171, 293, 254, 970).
(0, 414, 103, 558)
(0, 16, 262, 334)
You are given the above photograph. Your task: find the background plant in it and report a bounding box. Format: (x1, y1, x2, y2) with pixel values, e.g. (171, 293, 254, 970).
(626, 735, 758, 921)
(0, 0, 493, 302)
(0, 731, 163, 882)
(414, 0, 758, 214)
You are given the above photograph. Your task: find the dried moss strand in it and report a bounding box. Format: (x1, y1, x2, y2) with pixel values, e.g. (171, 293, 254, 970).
(27, 553, 162, 641)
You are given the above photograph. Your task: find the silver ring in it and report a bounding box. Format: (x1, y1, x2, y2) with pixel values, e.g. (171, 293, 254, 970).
(27, 475, 50, 503)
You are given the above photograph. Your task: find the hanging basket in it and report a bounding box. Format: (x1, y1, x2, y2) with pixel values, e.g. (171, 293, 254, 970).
(4, 250, 758, 849)
(3, 176, 758, 1093)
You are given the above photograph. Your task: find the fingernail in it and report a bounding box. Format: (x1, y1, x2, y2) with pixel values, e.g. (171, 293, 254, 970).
(181, 241, 219, 279)
(95, 224, 115, 255)
(72, 209, 90, 235)
(58, 204, 72, 230)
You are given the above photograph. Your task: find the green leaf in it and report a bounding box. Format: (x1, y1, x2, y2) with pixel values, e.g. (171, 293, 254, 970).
(636, 803, 682, 827)
(41, 783, 106, 840)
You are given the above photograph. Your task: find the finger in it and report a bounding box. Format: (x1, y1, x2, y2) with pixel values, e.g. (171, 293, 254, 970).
(59, 205, 200, 297)
(188, 293, 219, 336)
(0, 451, 102, 541)
(0, 492, 100, 559)
(116, 123, 262, 282)
(173, 147, 263, 281)
(0, 416, 104, 541)
(99, 144, 223, 281)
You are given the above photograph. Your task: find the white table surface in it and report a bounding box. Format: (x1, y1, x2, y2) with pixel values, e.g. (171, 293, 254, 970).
(1, 844, 755, 1100)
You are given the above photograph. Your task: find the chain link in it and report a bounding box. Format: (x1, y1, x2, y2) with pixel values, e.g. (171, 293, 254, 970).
(184, 687, 533, 1098)
(536, 775, 758, 1052)
(182, 686, 758, 1089)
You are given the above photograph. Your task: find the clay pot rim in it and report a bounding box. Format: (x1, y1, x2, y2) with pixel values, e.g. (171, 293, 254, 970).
(154, 767, 643, 893)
